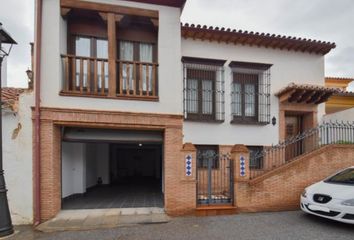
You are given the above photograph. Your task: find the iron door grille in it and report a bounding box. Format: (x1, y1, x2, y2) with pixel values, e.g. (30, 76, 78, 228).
(196, 150, 234, 205)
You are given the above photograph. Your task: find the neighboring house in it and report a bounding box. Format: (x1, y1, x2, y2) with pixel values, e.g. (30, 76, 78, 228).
(10, 0, 352, 224)
(323, 107, 354, 123)
(1, 87, 33, 224)
(325, 77, 354, 114)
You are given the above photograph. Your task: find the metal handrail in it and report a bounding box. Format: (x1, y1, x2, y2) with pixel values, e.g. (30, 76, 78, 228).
(250, 121, 354, 179)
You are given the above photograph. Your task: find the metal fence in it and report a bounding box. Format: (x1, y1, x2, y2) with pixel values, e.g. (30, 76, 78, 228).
(250, 121, 354, 179)
(197, 152, 234, 205)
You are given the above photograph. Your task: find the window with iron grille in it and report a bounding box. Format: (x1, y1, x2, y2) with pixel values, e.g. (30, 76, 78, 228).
(230, 61, 271, 124)
(196, 145, 219, 169)
(247, 146, 264, 169)
(183, 57, 225, 122)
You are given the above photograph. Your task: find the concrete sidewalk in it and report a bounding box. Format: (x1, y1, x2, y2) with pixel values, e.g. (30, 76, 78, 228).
(36, 207, 169, 232)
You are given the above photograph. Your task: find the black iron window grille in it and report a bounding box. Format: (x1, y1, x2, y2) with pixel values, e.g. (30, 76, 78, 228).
(183, 59, 225, 122)
(230, 61, 271, 124)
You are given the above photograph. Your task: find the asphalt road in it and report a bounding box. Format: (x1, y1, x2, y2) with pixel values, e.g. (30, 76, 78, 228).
(8, 211, 354, 240)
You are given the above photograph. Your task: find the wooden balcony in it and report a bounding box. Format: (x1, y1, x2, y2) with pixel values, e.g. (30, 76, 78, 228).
(61, 54, 159, 101)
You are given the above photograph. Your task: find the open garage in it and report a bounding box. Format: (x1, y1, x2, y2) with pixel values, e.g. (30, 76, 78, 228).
(60, 127, 164, 210)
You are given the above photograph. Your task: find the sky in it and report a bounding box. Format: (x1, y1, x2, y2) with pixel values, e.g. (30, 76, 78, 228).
(1, 0, 354, 90)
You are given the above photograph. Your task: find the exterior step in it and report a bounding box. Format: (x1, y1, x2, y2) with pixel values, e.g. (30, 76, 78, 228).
(196, 205, 237, 216)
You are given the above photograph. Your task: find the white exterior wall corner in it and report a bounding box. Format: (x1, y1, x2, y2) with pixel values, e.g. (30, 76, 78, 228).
(181, 39, 325, 146)
(322, 107, 354, 122)
(41, 0, 182, 115)
(2, 91, 34, 225)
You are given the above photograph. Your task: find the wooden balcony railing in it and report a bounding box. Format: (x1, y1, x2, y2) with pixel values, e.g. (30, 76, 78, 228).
(116, 60, 158, 98)
(61, 55, 158, 100)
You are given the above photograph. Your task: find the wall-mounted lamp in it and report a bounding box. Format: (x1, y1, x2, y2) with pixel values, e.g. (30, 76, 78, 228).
(26, 69, 33, 89)
(272, 116, 277, 126)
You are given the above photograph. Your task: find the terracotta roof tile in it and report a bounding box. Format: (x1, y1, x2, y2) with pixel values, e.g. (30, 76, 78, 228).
(325, 77, 354, 81)
(181, 23, 336, 55)
(124, 0, 186, 8)
(275, 83, 340, 96)
(275, 83, 342, 104)
(333, 91, 354, 97)
(1, 87, 24, 112)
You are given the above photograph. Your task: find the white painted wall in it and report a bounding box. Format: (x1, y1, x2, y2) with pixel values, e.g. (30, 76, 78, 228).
(182, 39, 325, 146)
(322, 107, 354, 122)
(95, 143, 110, 185)
(85, 144, 97, 188)
(40, 0, 326, 147)
(1, 57, 7, 87)
(40, 0, 182, 115)
(61, 142, 86, 198)
(62, 142, 110, 198)
(2, 91, 33, 224)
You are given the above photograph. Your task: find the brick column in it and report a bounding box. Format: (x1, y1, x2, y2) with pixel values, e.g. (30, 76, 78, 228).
(231, 144, 250, 209)
(164, 131, 197, 215)
(39, 121, 61, 221)
(181, 143, 197, 181)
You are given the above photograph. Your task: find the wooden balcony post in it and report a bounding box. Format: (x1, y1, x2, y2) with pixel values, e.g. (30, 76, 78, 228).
(107, 13, 117, 97)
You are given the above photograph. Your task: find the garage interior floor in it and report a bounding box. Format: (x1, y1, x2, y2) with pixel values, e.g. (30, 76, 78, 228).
(62, 178, 163, 210)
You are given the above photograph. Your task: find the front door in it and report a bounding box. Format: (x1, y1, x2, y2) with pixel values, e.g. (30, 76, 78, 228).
(285, 115, 303, 161)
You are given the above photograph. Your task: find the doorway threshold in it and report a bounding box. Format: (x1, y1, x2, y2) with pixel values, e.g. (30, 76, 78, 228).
(36, 207, 168, 233)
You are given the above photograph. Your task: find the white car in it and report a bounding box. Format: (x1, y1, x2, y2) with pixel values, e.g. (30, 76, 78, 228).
(300, 166, 354, 224)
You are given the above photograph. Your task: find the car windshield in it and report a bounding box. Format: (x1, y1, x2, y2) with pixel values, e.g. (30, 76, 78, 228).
(325, 168, 354, 185)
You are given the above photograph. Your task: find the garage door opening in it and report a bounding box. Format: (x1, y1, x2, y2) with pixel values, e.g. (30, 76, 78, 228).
(60, 128, 164, 210)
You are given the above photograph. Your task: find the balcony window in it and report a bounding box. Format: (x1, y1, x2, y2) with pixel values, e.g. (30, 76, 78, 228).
(230, 61, 272, 124)
(60, 8, 159, 100)
(183, 57, 226, 122)
(119, 41, 154, 94)
(73, 36, 109, 92)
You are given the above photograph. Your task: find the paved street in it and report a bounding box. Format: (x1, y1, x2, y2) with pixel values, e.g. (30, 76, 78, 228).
(7, 211, 354, 240)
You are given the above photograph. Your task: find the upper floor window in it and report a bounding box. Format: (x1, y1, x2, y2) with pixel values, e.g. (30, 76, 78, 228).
(119, 41, 155, 94)
(230, 61, 272, 124)
(183, 57, 226, 122)
(75, 36, 108, 59)
(73, 36, 109, 91)
(61, 8, 159, 99)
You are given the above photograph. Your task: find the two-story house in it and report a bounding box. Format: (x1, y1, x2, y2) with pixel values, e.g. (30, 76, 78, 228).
(25, 0, 354, 225)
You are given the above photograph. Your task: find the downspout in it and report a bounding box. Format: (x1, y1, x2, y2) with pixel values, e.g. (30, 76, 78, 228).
(34, 0, 42, 226)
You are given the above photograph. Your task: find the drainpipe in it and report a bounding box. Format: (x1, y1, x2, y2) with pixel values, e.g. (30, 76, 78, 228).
(33, 0, 42, 226)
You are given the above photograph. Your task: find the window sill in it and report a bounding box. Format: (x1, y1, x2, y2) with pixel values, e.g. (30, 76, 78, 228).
(184, 118, 224, 123)
(230, 119, 269, 126)
(59, 91, 159, 102)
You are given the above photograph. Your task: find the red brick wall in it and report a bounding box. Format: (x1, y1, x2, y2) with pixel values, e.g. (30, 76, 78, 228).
(235, 145, 354, 212)
(33, 107, 188, 221)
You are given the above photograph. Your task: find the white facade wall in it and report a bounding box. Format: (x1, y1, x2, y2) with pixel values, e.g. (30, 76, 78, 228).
(40, 0, 182, 115)
(62, 142, 110, 198)
(2, 91, 33, 224)
(90, 143, 110, 185)
(182, 39, 325, 146)
(61, 142, 86, 198)
(1, 57, 7, 87)
(323, 108, 354, 122)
